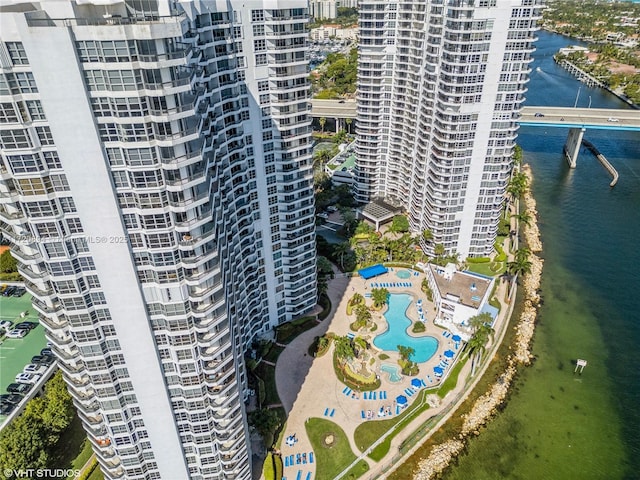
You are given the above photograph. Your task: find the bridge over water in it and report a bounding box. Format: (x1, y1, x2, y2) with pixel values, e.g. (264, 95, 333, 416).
(310, 99, 640, 167)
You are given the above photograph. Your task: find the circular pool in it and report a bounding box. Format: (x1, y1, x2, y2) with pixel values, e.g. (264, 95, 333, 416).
(396, 269, 412, 279)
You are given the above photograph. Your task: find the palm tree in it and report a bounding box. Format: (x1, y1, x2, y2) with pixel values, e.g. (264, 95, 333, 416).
(422, 229, 434, 243)
(506, 172, 529, 201)
(511, 211, 532, 227)
(514, 247, 531, 263)
(350, 292, 364, 307)
(319, 117, 327, 134)
(333, 242, 351, 270)
(371, 287, 389, 308)
(354, 337, 368, 357)
(345, 117, 353, 134)
(507, 251, 532, 280)
(334, 336, 355, 364)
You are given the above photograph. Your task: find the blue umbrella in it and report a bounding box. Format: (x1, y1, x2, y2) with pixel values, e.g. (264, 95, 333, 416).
(433, 366, 444, 375)
(444, 350, 455, 358)
(411, 378, 422, 388)
(396, 395, 407, 405)
(451, 335, 461, 342)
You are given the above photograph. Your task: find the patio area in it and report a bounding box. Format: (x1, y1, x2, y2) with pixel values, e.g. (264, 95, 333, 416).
(274, 267, 467, 479)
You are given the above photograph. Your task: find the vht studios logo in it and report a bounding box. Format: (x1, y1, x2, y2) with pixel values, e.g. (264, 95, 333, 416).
(3, 469, 80, 479)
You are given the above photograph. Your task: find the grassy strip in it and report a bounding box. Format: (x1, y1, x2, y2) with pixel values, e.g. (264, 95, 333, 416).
(254, 363, 279, 406)
(276, 317, 318, 344)
(306, 418, 369, 480)
(354, 388, 436, 460)
(437, 356, 468, 399)
(263, 344, 285, 364)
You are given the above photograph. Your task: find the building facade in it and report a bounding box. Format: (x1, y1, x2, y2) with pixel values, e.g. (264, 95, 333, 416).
(0, 0, 316, 479)
(309, 0, 337, 21)
(355, 0, 542, 258)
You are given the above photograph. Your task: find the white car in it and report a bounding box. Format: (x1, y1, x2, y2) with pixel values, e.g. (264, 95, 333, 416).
(607, 117, 619, 122)
(15, 372, 42, 384)
(5, 329, 28, 339)
(23, 364, 47, 375)
(0, 320, 12, 330)
(318, 212, 329, 219)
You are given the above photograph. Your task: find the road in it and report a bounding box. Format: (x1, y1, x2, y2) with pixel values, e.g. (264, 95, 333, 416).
(310, 99, 640, 130)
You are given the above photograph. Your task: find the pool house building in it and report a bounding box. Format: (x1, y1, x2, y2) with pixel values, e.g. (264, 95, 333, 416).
(426, 264, 495, 339)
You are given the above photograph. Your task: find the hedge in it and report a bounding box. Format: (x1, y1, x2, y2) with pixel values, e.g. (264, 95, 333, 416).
(466, 257, 491, 264)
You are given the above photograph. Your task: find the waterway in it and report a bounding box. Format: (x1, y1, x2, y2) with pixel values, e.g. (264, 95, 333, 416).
(443, 30, 640, 480)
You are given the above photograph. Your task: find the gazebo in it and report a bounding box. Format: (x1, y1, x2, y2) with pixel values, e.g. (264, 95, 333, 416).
(358, 198, 402, 231)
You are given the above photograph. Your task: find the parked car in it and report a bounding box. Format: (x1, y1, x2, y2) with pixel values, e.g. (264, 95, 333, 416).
(0, 402, 17, 415)
(40, 348, 53, 356)
(3, 286, 16, 296)
(0, 394, 23, 405)
(15, 373, 42, 384)
(32, 354, 55, 366)
(326, 206, 338, 213)
(534, 112, 544, 117)
(317, 212, 329, 219)
(14, 321, 37, 330)
(0, 320, 13, 330)
(12, 287, 26, 297)
(607, 117, 619, 122)
(5, 329, 28, 339)
(6, 383, 32, 395)
(23, 364, 47, 375)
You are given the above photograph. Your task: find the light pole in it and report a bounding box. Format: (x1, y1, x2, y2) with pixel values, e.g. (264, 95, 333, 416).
(573, 85, 582, 108)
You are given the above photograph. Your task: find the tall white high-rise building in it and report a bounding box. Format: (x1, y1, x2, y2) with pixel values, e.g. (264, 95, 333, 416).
(0, 1, 316, 478)
(356, 0, 542, 258)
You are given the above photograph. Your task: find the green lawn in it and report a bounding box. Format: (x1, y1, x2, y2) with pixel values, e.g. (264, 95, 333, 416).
(466, 261, 506, 277)
(437, 356, 468, 399)
(86, 464, 104, 480)
(67, 437, 93, 477)
(305, 418, 369, 480)
(354, 388, 434, 461)
(254, 363, 279, 406)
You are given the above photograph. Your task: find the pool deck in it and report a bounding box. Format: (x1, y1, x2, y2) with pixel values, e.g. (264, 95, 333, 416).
(275, 267, 472, 478)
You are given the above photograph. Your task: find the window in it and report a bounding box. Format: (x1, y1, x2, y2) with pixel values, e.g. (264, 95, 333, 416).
(6, 42, 28, 65)
(26, 100, 46, 121)
(256, 53, 267, 67)
(0, 129, 31, 149)
(253, 24, 265, 36)
(36, 126, 55, 146)
(42, 151, 62, 169)
(251, 9, 264, 22)
(254, 40, 266, 52)
(6, 154, 39, 174)
(13, 72, 38, 93)
(0, 103, 18, 122)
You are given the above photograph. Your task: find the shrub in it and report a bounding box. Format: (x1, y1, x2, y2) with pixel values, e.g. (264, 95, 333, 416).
(466, 257, 491, 264)
(379, 353, 390, 360)
(412, 322, 426, 333)
(318, 295, 332, 320)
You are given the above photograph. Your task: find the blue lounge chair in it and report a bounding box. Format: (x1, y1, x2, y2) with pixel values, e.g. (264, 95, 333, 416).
(296, 454, 301, 465)
(363, 392, 368, 400)
(324, 408, 329, 416)
(361, 410, 366, 419)
(372, 391, 377, 400)
(296, 470, 301, 480)
(285, 457, 289, 467)
(342, 386, 348, 394)
(309, 452, 314, 464)
(305, 473, 311, 480)
(330, 408, 335, 417)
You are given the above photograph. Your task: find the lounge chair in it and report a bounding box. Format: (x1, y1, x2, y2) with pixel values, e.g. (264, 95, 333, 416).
(309, 452, 314, 464)
(361, 410, 366, 419)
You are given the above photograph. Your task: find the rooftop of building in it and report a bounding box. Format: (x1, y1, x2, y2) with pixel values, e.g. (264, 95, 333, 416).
(428, 263, 491, 309)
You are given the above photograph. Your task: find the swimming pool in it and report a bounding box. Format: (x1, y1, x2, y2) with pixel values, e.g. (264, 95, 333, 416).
(373, 293, 438, 363)
(396, 269, 412, 279)
(381, 363, 402, 383)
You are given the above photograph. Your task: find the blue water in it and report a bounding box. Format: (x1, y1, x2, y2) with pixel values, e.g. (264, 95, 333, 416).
(381, 363, 403, 383)
(373, 294, 438, 363)
(396, 270, 412, 279)
(443, 30, 640, 480)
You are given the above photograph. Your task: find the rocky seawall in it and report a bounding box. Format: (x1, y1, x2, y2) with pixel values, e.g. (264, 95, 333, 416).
(412, 164, 543, 480)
